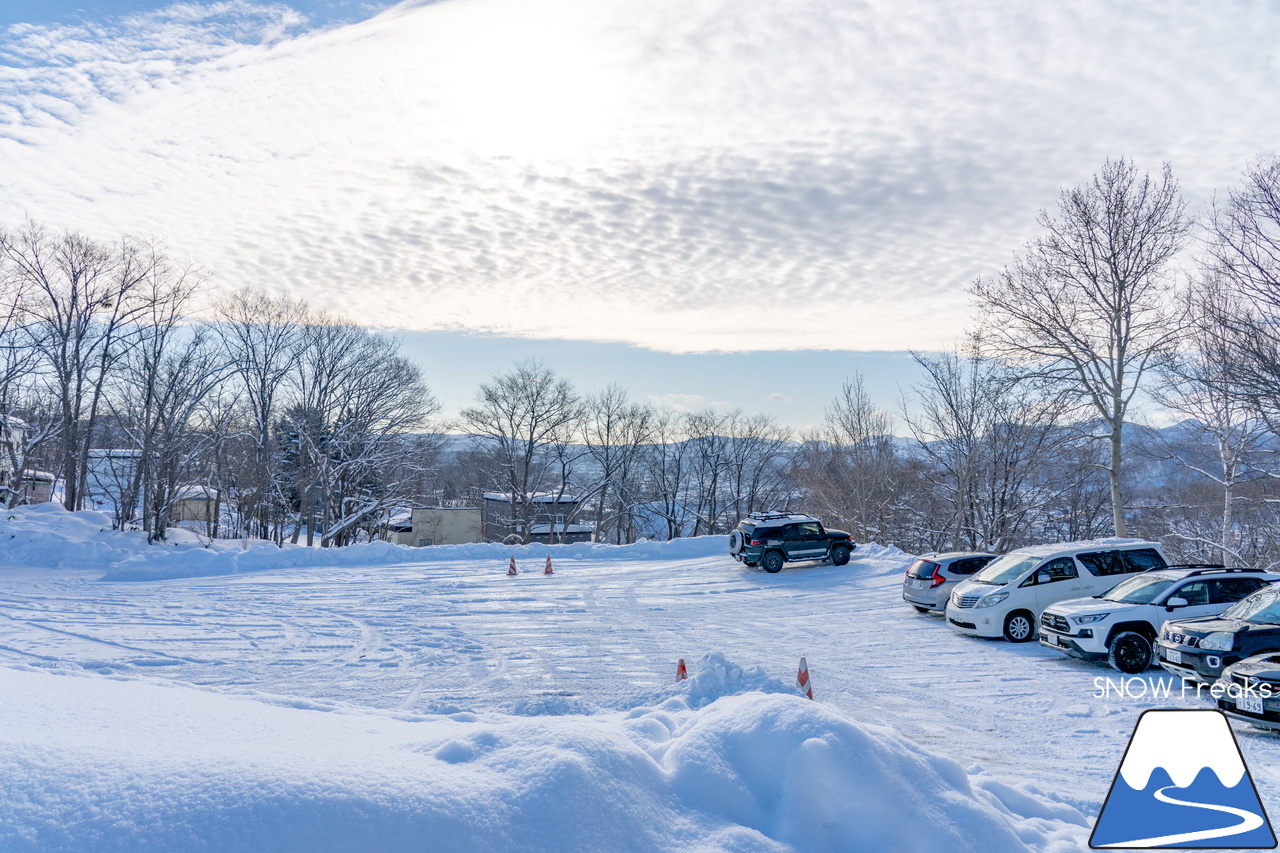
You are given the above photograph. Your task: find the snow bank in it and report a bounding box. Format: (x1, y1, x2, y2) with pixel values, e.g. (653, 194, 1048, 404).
(0, 663, 1087, 853)
(0, 503, 733, 580)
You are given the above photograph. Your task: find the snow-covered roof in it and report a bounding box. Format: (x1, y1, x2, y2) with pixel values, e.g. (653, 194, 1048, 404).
(482, 492, 580, 504)
(1008, 537, 1159, 558)
(528, 523, 593, 534)
(172, 485, 218, 500)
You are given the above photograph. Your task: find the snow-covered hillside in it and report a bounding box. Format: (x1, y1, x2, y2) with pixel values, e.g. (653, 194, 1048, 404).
(3, 509, 1278, 851)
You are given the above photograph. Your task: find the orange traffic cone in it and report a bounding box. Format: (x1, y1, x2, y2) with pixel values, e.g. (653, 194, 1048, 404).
(507, 556, 518, 576)
(676, 658, 688, 682)
(544, 554, 554, 575)
(797, 657, 813, 700)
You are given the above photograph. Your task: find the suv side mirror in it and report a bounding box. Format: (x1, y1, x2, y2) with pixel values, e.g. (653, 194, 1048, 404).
(1165, 597, 1188, 610)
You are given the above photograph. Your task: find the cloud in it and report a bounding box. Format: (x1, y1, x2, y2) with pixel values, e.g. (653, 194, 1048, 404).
(767, 393, 794, 403)
(1, 0, 1278, 353)
(648, 393, 706, 411)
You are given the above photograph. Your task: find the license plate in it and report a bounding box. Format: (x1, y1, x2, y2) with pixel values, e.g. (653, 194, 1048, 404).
(1239, 694, 1265, 715)
(1053, 634, 1065, 647)
(1166, 649, 1182, 664)
(909, 579, 926, 589)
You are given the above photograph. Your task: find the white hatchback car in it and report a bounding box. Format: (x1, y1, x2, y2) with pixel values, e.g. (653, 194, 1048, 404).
(945, 540, 1169, 642)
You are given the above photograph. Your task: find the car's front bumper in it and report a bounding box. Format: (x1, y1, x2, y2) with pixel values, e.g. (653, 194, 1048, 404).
(1039, 627, 1107, 661)
(945, 605, 1002, 638)
(1156, 641, 1230, 684)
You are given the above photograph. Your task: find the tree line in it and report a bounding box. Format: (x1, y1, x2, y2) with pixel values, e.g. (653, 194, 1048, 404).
(4, 153, 1280, 563)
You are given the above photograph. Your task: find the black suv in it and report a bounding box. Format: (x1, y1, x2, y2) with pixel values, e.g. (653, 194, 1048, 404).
(1157, 585, 1280, 684)
(728, 512, 854, 573)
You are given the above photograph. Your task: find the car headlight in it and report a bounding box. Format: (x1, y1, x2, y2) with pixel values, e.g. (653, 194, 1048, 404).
(1199, 632, 1236, 652)
(975, 591, 1009, 608)
(1071, 613, 1111, 625)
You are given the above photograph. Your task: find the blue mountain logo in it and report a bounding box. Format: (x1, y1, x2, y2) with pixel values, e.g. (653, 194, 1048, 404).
(1091, 709, 1276, 849)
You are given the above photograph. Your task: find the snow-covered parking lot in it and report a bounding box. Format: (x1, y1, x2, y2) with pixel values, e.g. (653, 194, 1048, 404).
(4, 507, 1280, 851)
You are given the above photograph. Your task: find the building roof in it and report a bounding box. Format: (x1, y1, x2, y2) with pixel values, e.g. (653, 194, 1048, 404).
(528, 523, 594, 535)
(482, 492, 580, 504)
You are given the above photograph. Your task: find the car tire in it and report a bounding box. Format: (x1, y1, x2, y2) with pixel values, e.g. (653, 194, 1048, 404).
(728, 530, 744, 555)
(1108, 631, 1153, 674)
(762, 551, 785, 573)
(1003, 610, 1035, 643)
(913, 605, 930, 614)
(830, 544, 851, 566)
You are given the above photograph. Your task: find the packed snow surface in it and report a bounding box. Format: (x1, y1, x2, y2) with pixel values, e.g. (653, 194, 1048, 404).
(4, 507, 1278, 851)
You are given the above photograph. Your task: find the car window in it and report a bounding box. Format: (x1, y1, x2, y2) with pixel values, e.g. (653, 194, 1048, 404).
(1123, 549, 1166, 573)
(950, 557, 986, 575)
(906, 559, 942, 580)
(1174, 581, 1210, 606)
(1078, 551, 1126, 576)
(798, 522, 822, 537)
(779, 525, 800, 540)
(1209, 577, 1268, 605)
(1035, 558, 1078, 584)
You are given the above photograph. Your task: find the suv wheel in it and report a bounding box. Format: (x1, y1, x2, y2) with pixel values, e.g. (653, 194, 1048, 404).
(830, 544, 851, 566)
(1003, 610, 1035, 643)
(1108, 631, 1153, 674)
(761, 551, 785, 573)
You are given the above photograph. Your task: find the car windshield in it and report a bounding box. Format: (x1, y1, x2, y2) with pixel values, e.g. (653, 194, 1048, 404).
(1100, 574, 1176, 604)
(972, 554, 1041, 585)
(1223, 590, 1280, 625)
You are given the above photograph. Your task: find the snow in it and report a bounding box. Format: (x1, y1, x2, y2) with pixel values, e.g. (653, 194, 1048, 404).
(5, 508, 1276, 851)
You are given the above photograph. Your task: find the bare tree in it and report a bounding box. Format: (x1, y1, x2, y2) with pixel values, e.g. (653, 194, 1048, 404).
(1203, 156, 1280, 425)
(1144, 278, 1273, 563)
(281, 316, 440, 546)
(794, 373, 900, 542)
(902, 344, 1071, 552)
(215, 289, 306, 541)
(2, 222, 174, 510)
(971, 158, 1191, 536)
(581, 386, 652, 543)
(460, 359, 579, 543)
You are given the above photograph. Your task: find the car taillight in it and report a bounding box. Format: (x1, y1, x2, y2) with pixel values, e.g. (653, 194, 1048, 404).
(930, 567, 947, 589)
(751, 540, 761, 547)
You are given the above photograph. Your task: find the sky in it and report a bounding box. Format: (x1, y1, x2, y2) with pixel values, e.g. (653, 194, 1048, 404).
(1, 0, 1279, 427)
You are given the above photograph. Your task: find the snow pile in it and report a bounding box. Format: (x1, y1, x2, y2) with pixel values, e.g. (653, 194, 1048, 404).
(0, 665, 1088, 853)
(0, 503, 735, 580)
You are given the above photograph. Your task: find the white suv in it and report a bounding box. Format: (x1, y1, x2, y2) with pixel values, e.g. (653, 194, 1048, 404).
(1039, 568, 1280, 673)
(945, 539, 1168, 642)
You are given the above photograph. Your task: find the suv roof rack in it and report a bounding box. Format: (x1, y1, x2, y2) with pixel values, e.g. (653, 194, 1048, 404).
(745, 511, 798, 521)
(1166, 565, 1262, 576)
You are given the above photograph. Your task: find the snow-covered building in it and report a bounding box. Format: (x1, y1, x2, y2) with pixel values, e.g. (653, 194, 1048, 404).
(481, 492, 590, 543)
(388, 507, 484, 547)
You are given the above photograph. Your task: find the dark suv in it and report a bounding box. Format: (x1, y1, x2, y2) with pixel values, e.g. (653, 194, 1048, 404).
(728, 512, 854, 573)
(1157, 585, 1280, 684)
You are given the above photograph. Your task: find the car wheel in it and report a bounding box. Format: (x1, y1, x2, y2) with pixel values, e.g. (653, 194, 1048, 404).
(830, 544, 851, 566)
(728, 530, 744, 555)
(1108, 631, 1153, 674)
(913, 605, 930, 614)
(761, 551, 784, 573)
(1003, 610, 1035, 643)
